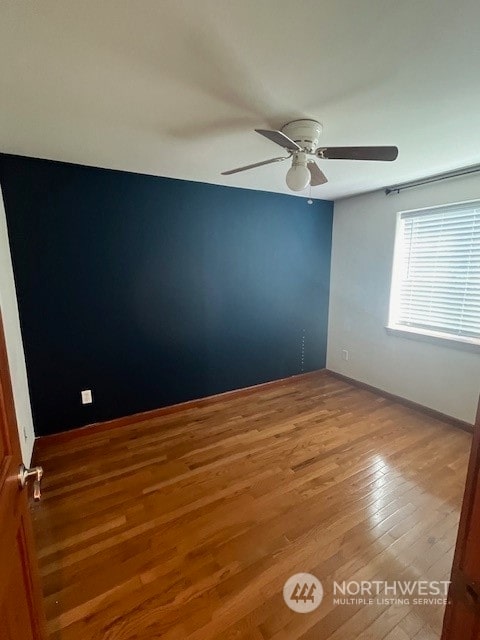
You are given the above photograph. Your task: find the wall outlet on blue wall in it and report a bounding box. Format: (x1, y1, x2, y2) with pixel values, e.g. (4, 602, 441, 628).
(81, 389, 93, 404)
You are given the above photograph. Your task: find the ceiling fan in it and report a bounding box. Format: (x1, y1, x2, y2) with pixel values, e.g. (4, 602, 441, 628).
(221, 119, 398, 192)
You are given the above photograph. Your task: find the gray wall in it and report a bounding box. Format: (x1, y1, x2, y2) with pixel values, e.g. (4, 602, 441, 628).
(328, 173, 480, 424)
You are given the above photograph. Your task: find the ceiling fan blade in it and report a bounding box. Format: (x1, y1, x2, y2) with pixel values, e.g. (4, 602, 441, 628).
(316, 146, 399, 161)
(221, 155, 290, 175)
(255, 129, 302, 152)
(308, 161, 328, 186)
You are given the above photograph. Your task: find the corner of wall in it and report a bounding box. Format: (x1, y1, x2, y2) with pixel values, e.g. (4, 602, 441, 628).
(0, 184, 35, 464)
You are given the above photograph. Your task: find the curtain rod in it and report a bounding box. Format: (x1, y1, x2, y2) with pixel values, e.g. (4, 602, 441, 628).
(385, 163, 480, 195)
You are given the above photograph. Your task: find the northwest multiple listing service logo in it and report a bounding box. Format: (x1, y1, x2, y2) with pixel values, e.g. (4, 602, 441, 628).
(283, 573, 324, 613)
(283, 575, 450, 613)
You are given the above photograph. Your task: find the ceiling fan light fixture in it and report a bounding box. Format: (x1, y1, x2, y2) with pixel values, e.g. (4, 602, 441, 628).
(221, 119, 398, 188)
(286, 153, 311, 192)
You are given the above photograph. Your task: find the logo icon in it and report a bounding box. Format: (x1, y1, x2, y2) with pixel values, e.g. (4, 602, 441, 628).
(283, 573, 323, 613)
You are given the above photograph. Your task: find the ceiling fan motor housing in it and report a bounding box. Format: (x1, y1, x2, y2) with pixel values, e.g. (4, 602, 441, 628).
(281, 119, 323, 154)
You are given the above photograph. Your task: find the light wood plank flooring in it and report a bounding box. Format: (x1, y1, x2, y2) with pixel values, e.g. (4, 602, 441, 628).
(31, 372, 471, 639)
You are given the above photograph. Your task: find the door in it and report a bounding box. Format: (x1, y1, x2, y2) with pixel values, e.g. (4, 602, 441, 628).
(442, 396, 480, 639)
(0, 311, 46, 639)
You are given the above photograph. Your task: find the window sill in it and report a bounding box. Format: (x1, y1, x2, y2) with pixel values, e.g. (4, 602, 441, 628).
(385, 325, 480, 354)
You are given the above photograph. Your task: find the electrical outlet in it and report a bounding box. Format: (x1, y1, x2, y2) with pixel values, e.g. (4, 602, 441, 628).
(81, 389, 93, 404)
(341, 349, 349, 361)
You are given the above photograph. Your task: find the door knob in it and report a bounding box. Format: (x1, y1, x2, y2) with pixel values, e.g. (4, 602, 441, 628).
(18, 464, 43, 501)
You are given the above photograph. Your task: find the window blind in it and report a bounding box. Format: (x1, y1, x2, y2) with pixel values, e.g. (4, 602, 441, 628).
(393, 202, 480, 340)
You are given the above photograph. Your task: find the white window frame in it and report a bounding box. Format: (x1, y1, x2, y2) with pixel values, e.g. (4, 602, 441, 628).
(387, 199, 480, 352)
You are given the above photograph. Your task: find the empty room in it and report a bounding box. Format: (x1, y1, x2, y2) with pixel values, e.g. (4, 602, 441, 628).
(1, 1, 480, 639)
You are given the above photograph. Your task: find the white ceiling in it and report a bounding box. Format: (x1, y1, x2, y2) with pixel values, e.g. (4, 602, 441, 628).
(1, 0, 480, 200)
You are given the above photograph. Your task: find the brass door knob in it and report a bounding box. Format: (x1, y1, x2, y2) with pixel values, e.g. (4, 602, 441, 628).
(18, 464, 43, 501)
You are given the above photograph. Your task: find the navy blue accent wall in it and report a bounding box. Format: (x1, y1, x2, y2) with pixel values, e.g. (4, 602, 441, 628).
(0, 155, 333, 436)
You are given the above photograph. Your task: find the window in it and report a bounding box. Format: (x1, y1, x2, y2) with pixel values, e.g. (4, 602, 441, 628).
(388, 200, 480, 347)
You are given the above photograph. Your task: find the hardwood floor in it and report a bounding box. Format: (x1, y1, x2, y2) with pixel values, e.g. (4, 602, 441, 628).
(31, 371, 471, 640)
